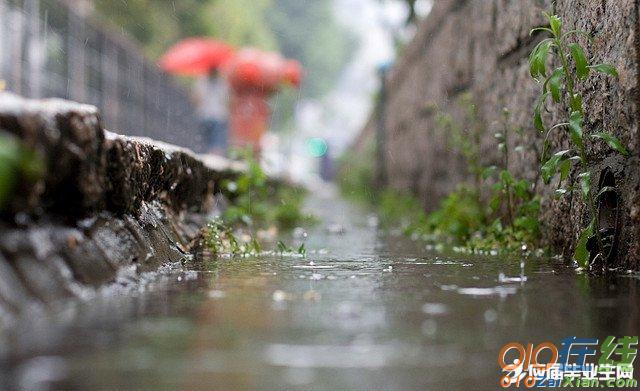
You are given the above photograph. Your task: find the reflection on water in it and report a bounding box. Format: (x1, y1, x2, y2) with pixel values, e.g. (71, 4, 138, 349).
(1, 187, 639, 390)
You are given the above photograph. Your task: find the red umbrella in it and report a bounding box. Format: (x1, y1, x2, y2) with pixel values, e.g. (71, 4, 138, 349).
(282, 59, 303, 87)
(224, 49, 286, 93)
(159, 38, 234, 76)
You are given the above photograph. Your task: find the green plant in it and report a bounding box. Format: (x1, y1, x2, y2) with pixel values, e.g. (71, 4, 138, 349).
(529, 12, 627, 267)
(481, 109, 541, 247)
(275, 240, 306, 256)
(273, 188, 312, 230)
(203, 217, 308, 258)
(0, 132, 43, 212)
(425, 187, 484, 242)
(203, 218, 292, 257)
(378, 189, 427, 229)
(373, 98, 543, 253)
(223, 148, 313, 230)
(437, 92, 484, 196)
(376, 186, 485, 245)
(223, 149, 269, 226)
(204, 218, 247, 256)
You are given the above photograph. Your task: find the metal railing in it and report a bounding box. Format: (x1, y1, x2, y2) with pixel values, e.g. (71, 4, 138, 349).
(0, 0, 205, 152)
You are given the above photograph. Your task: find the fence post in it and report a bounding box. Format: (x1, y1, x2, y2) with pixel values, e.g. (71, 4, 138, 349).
(101, 37, 118, 131)
(9, 2, 25, 95)
(26, 0, 44, 98)
(0, 1, 5, 85)
(67, 8, 86, 102)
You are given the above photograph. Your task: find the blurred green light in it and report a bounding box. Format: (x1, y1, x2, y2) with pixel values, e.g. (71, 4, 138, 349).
(307, 137, 328, 158)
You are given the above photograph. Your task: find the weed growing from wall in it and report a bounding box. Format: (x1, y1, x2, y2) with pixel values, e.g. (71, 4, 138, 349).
(475, 109, 541, 252)
(529, 12, 627, 268)
(372, 98, 542, 254)
(203, 218, 306, 258)
(204, 149, 312, 259)
(0, 131, 43, 212)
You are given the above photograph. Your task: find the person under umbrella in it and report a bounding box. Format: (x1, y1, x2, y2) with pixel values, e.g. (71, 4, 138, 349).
(193, 71, 230, 155)
(159, 38, 234, 155)
(223, 49, 303, 154)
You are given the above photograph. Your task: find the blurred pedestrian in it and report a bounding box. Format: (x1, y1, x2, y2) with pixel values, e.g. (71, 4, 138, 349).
(194, 71, 229, 155)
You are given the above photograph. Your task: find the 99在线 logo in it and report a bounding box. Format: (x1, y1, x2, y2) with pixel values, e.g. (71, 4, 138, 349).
(498, 336, 637, 388)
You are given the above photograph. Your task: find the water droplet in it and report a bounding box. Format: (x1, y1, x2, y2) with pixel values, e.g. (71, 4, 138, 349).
(484, 309, 498, 323)
(303, 290, 321, 301)
(272, 290, 287, 302)
(208, 290, 226, 299)
(421, 319, 438, 337)
(421, 303, 448, 316)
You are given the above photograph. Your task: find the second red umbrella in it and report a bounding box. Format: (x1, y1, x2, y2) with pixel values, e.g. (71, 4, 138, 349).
(224, 48, 286, 93)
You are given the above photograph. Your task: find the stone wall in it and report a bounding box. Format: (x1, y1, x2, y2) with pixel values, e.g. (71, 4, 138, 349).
(376, 0, 640, 269)
(0, 93, 243, 326)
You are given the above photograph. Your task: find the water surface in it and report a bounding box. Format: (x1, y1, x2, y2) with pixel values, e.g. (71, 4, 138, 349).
(2, 187, 639, 390)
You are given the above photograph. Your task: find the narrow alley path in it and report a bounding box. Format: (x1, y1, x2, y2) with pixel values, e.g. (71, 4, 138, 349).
(2, 186, 638, 390)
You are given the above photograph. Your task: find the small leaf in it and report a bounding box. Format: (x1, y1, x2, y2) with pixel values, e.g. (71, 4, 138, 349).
(547, 13, 562, 37)
(578, 172, 591, 200)
(568, 111, 584, 148)
(500, 170, 514, 185)
(251, 237, 262, 253)
(589, 63, 618, 78)
(297, 243, 306, 256)
(514, 216, 539, 233)
(541, 150, 570, 184)
(494, 132, 504, 141)
(574, 219, 595, 268)
(489, 196, 501, 211)
(541, 140, 552, 161)
(533, 93, 549, 132)
(513, 179, 530, 198)
(569, 93, 583, 114)
(0, 135, 21, 211)
(591, 132, 629, 156)
(529, 39, 554, 79)
(545, 68, 564, 103)
(277, 241, 288, 253)
(530, 27, 554, 36)
(569, 155, 582, 163)
(569, 43, 589, 80)
(0, 133, 43, 211)
(534, 104, 544, 131)
(559, 158, 572, 182)
(482, 165, 498, 180)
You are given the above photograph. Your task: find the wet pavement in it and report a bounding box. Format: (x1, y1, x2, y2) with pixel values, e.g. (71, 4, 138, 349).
(1, 186, 639, 390)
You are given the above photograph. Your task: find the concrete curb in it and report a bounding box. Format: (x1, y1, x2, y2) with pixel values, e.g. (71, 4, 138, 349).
(0, 93, 241, 322)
